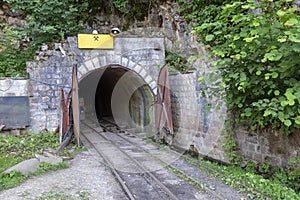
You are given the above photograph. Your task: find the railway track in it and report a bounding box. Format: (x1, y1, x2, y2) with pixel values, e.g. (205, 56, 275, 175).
(80, 117, 249, 200)
(81, 120, 200, 200)
(97, 119, 227, 199)
(98, 118, 272, 199)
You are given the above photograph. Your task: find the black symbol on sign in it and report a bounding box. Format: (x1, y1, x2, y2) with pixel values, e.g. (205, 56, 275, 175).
(94, 36, 99, 41)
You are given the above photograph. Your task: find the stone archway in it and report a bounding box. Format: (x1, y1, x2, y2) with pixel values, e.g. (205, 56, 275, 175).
(27, 36, 165, 133)
(77, 47, 164, 96)
(78, 64, 154, 132)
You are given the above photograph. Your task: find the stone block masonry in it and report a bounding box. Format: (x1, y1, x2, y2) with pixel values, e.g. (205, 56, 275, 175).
(235, 126, 300, 167)
(26, 36, 165, 133)
(26, 47, 74, 133)
(169, 69, 300, 166)
(168, 68, 300, 166)
(169, 72, 228, 162)
(0, 78, 28, 96)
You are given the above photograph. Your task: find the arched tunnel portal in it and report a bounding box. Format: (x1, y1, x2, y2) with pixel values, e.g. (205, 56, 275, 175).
(78, 65, 154, 133)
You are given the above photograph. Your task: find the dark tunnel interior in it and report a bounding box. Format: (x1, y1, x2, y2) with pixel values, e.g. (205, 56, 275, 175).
(77, 65, 154, 131)
(95, 67, 128, 118)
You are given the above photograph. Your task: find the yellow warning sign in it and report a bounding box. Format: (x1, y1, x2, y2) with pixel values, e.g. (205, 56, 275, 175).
(78, 34, 114, 49)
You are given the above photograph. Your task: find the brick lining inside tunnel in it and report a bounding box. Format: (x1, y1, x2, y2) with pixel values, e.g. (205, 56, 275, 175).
(78, 65, 154, 132)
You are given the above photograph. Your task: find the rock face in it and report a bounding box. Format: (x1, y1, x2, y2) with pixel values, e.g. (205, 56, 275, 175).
(3, 158, 40, 174)
(35, 153, 63, 165)
(0, 3, 26, 26)
(2, 148, 64, 175)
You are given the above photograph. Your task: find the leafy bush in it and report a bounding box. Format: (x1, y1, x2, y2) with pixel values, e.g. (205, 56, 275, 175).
(165, 49, 194, 73)
(0, 0, 89, 77)
(181, 0, 300, 134)
(4, 0, 89, 43)
(0, 43, 36, 77)
(195, 157, 300, 199)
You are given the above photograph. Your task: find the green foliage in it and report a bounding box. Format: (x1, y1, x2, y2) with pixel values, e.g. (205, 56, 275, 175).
(113, 0, 128, 12)
(0, 132, 69, 191)
(0, 162, 69, 191)
(36, 191, 71, 200)
(0, 0, 89, 77)
(36, 190, 90, 200)
(0, 43, 36, 77)
(34, 162, 69, 174)
(194, 157, 300, 199)
(166, 49, 195, 73)
(184, 0, 300, 134)
(4, 0, 89, 43)
(0, 171, 26, 190)
(0, 132, 59, 160)
(0, 24, 36, 77)
(222, 120, 242, 164)
(0, 157, 22, 173)
(272, 156, 300, 193)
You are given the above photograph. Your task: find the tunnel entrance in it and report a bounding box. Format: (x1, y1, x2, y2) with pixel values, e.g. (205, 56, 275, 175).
(79, 65, 154, 133)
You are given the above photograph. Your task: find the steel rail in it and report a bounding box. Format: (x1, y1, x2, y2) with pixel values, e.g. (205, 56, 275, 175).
(80, 128, 136, 200)
(99, 118, 268, 200)
(97, 118, 226, 200)
(82, 120, 180, 200)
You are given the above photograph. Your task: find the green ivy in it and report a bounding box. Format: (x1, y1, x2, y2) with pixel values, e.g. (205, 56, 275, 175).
(0, 0, 89, 77)
(0, 43, 36, 77)
(113, 0, 128, 12)
(166, 49, 195, 73)
(4, 0, 89, 43)
(181, 0, 300, 134)
(222, 120, 242, 164)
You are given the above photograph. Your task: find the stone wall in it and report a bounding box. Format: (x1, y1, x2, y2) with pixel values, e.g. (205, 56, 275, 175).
(169, 70, 300, 166)
(26, 42, 75, 133)
(169, 72, 198, 148)
(235, 127, 300, 166)
(169, 72, 228, 162)
(0, 78, 28, 96)
(26, 36, 165, 133)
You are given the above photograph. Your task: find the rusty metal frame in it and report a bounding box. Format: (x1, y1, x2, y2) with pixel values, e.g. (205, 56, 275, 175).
(58, 64, 80, 150)
(155, 64, 173, 135)
(72, 64, 81, 146)
(59, 88, 72, 143)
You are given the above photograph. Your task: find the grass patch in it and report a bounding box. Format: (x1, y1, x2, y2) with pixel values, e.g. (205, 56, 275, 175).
(36, 190, 90, 200)
(0, 132, 60, 162)
(146, 139, 299, 199)
(0, 132, 72, 191)
(0, 156, 22, 173)
(187, 157, 300, 200)
(36, 191, 71, 200)
(0, 162, 69, 191)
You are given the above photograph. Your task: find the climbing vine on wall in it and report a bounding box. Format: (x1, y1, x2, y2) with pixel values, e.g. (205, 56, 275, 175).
(4, 0, 89, 43)
(179, 0, 300, 135)
(0, 0, 89, 77)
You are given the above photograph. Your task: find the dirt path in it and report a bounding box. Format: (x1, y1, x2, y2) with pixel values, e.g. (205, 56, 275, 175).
(0, 150, 127, 200)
